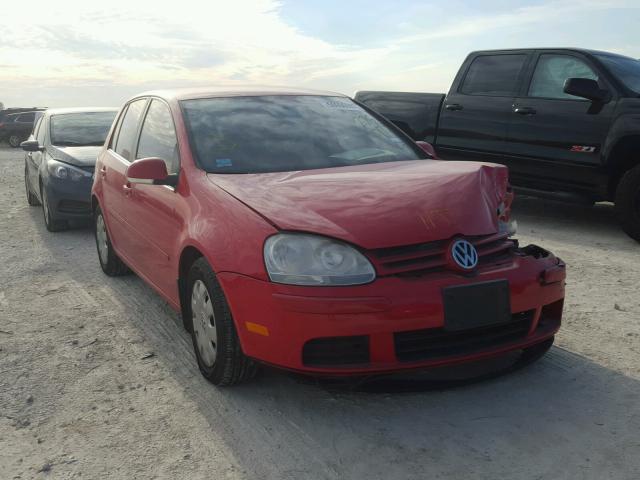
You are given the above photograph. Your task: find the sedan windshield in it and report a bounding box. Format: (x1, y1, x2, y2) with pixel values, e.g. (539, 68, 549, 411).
(596, 54, 640, 95)
(50, 111, 117, 147)
(181, 95, 421, 173)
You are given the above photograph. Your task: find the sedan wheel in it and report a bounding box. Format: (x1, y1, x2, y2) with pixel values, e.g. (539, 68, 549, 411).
(191, 279, 218, 367)
(187, 257, 257, 386)
(9, 135, 21, 148)
(41, 185, 67, 232)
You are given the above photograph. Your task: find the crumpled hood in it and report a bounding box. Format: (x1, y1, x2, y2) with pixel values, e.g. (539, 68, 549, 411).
(208, 160, 510, 249)
(48, 146, 102, 168)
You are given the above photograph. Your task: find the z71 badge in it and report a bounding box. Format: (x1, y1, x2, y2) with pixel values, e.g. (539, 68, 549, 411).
(570, 145, 597, 153)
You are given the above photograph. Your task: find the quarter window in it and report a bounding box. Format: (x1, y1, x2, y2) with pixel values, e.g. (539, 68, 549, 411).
(460, 55, 527, 96)
(114, 99, 147, 161)
(136, 100, 179, 174)
(529, 55, 598, 99)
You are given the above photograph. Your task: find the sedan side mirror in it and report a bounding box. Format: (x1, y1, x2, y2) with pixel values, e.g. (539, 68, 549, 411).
(126, 157, 178, 187)
(20, 139, 43, 152)
(416, 141, 439, 159)
(563, 78, 609, 103)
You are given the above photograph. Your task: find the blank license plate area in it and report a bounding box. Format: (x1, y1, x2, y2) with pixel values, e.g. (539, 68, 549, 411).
(443, 280, 511, 332)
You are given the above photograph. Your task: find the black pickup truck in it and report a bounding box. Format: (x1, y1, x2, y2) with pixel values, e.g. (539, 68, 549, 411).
(355, 48, 640, 241)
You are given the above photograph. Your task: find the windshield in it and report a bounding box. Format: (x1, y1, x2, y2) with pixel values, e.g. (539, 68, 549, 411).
(596, 54, 640, 95)
(181, 95, 421, 174)
(50, 111, 117, 146)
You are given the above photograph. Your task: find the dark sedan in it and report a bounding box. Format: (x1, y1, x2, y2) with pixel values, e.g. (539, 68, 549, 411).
(22, 108, 117, 231)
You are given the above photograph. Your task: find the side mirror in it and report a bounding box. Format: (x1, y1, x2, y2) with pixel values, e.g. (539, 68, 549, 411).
(126, 157, 177, 187)
(563, 78, 609, 103)
(20, 139, 43, 152)
(416, 141, 438, 159)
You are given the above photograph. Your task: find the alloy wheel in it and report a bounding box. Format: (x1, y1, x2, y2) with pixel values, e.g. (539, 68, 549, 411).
(95, 214, 109, 265)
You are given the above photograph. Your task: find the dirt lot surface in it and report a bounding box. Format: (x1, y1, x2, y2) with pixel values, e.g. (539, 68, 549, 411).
(1, 146, 639, 479)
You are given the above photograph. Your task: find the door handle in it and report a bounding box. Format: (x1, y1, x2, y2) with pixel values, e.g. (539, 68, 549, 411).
(514, 107, 537, 115)
(445, 103, 464, 111)
(99, 166, 107, 177)
(123, 182, 133, 197)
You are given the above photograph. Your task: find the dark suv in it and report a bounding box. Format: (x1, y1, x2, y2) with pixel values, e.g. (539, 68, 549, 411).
(0, 109, 45, 147)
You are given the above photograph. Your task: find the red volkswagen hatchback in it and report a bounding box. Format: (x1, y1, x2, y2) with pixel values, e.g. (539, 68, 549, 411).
(92, 87, 566, 386)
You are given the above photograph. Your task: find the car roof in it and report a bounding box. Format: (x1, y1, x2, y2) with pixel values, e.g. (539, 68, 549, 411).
(45, 107, 119, 116)
(469, 48, 635, 59)
(131, 86, 347, 102)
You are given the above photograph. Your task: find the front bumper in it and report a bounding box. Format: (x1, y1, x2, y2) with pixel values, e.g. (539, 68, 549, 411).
(219, 245, 566, 375)
(45, 176, 93, 219)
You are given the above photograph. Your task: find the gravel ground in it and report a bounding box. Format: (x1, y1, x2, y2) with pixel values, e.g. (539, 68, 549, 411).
(1, 146, 639, 480)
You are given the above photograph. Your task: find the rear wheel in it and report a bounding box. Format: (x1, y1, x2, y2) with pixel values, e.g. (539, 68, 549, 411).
(615, 164, 640, 242)
(25, 166, 39, 206)
(94, 206, 130, 276)
(41, 184, 67, 232)
(9, 135, 21, 148)
(187, 258, 258, 386)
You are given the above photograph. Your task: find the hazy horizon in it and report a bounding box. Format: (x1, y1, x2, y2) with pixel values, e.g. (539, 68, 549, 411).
(2, 0, 639, 108)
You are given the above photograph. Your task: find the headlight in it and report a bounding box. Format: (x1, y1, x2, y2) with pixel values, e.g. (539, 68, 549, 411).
(47, 159, 92, 181)
(264, 233, 376, 286)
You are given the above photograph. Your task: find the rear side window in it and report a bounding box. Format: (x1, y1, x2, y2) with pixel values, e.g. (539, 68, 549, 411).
(114, 99, 147, 161)
(460, 54, 527, 96)
(17, 112, 35, 123)
(529, 55, 598, 99)
(136, 100, 179, 174)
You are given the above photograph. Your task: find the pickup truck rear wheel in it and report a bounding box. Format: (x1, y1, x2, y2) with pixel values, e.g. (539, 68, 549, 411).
(9, 135, 21, 148)
(187, 258, 258, 386)
(615, 164, 640, 241)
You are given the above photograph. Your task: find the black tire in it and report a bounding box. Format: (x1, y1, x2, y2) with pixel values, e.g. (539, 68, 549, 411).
(9, 135, 21, 148)
(186, 257, 258, 386)
(25, 166, 40, 206)
(40, 184, 67, 232)
(94, 206, 130, 276)
(615, 164, 640, 242)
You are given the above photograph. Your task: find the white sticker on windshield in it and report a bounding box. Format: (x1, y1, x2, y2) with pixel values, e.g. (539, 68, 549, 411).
(323, 98, 360, 110)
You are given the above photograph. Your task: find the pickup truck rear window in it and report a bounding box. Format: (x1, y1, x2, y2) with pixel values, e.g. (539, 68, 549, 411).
(460, 54, 526, 96)
(181, 95, 422, 174)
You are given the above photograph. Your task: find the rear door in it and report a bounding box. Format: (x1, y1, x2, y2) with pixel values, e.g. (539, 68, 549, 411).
(98, 98, 148, 258)
(123, 98, 183, 300)
(436, 52, 530, 162)
(504, 51, 615, 193)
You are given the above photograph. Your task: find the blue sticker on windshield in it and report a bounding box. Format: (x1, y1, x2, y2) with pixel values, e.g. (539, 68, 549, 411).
(216, 158, 233, 167)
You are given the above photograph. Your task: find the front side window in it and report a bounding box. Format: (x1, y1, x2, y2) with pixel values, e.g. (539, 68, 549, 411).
(460, 54, 527, 96)
(529, 55, 598, 99)
(114, 99, 147, 160)
(50, 111, 117, 147)
(596, 54, 640, 95)
(181, 95, 421, 174)
(136, 100, 179, 174)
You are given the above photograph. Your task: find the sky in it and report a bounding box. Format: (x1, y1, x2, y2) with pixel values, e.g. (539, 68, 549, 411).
(1, 0, 639, 108)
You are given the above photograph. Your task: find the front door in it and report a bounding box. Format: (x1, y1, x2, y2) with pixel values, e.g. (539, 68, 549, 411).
(504, 52, 615, 193)
(123, 98, 184, 301)
(436, 52, 530, 163)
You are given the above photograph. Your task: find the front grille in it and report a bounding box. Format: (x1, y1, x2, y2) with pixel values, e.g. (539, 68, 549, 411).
(394, 310, 535, 363)
(366, 232, 514, 277)
(58, 199, 91, 214)
(302, 335, 370, 367)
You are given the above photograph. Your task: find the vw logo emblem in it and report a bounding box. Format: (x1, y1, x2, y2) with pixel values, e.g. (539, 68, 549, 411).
(450, 239, 479, 270)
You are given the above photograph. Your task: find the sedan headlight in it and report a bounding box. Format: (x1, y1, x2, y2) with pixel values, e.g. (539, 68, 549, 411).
(264, 233, 376, 286)
(47, 159, 92, 181)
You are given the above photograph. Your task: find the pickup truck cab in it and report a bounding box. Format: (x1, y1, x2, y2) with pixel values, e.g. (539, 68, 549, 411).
(356, 48, 640, 241)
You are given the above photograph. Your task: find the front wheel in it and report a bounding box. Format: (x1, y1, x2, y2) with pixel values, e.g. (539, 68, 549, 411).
(9, 135, 22, 148)
(187, 258, 258, 386)
(615, 164, 640, 242)
(41, 184, 67, 232)
(94, 206, 130, 276)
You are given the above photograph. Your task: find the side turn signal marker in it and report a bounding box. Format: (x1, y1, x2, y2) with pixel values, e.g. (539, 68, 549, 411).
(246, 322, 269, 336)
